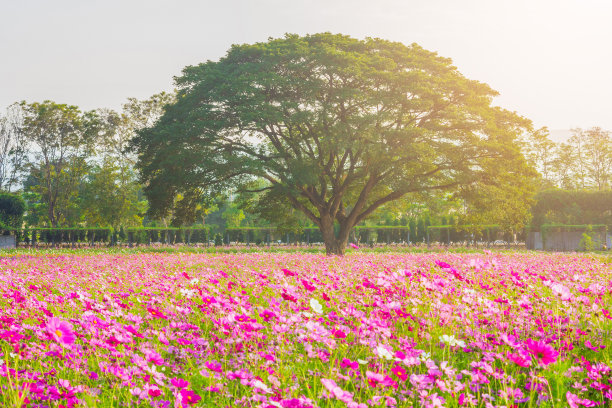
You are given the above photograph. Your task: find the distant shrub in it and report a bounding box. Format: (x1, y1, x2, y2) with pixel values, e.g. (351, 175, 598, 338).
(0, 193, 25, 232)
(579, 225, 595, 251)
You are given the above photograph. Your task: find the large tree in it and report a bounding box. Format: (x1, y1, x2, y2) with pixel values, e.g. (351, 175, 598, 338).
(21, 101, 98, 226)
(0, 104, 27, 192)
(132, 33, 535, 255)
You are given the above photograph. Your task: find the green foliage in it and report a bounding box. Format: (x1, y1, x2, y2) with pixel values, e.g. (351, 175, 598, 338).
(214, 233, 223, 246)
(417, 218, 426, 242)
(79, 158, 146, 227)
(579, 226, 596, 252)
(221, 204, 245, 229)
(20, 101, 98, 226)
(532, 189, 612, 228)
(409, 218, 417, 242)
(132, 33, 535, 254)
(0, 193, 25, 230)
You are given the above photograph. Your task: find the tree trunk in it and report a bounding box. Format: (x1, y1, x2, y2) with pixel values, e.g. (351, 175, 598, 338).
(320, 216, 351, 256)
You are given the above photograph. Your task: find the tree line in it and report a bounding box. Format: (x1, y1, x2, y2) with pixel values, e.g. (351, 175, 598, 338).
(1, 33, 610, 253)
(523, 127, 611, 191)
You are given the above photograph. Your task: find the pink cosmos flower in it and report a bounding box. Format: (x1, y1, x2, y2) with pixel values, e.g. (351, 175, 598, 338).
(145, 350, 164, 365)
(391, 365, 407, 381)
(349, 243, 358, 249)
(202, 296, 216, 305)
(567, 391, 601, 408)
(321, 378, 354, 403)
(147, 307, 167, 319)
(124, 325, 144, 338)
(281, 268, 296, 277)
(301, 279, 316, 292)
(204, 360, 223, 373)
(332, 329, 346, 339)
(260, 309, 277, 322)
(148, 386, 161, 398)
(340, 358, 358, 371)
(585, 340, 605, 351)
(46, 317, 75, 346)
(525, 339, 558, 366)
(281, 292, 297, 302)
(171, 377, 189, 388)
(508, 352, 531, 367)
(435, 260, 451, 269)
(180, 389, 201, 405)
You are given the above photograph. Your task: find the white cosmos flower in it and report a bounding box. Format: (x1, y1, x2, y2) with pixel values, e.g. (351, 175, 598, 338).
(179, 288, 196, 299)
(419, 352, 431, 362)
(309, 299, 323, 314)
(252, 380, 271, 393)
(190, 278, 200, 285)
(376, 345, 394, 360)
(357, 359, 368, 365)
(439, 334, 466, 348)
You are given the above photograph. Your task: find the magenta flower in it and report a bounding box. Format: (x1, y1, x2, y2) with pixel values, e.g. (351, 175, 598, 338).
(260, 309, 277, 322)
(145, 350, 164, 365)
(180, 389, 201, 405)
(147, 307, 167, 319)
(321, 379, 354, 403)
(340, 358, 358, 371)
(124, 325, 144, 338)
(281, 292, 297, 302)
(301, 279, 316, 292)
(391, 365, 407, 381)
(508, 352, 531, 367)
(349, 243, 358, 249)
(332, 329, 346, 339)
(435, 260, 451, 269)
(567, 391, 601, 408)
(205, 360, 223, 373)
(525, 339, 558, 366)
(281, 268, 296, 277)
(46, 317, 75, 346)
(171, 377, 189, 388)
(202, 296, 216, 305)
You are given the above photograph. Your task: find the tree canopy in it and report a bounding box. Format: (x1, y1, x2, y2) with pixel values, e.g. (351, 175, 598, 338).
(132, 33, 537, 254)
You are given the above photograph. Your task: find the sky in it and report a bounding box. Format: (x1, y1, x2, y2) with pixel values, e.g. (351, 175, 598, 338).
(2, 0, 612, 133)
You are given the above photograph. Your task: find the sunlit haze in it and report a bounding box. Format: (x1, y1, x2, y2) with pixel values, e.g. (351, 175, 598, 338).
(2, 0, 612, 131)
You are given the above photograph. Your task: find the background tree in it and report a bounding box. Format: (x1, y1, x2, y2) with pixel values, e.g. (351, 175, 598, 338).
(0, 104, 27, 192)
(78, 158, 147, 227)
(460, 157, 537, 235)
(568, 128, 589, 190)
(522, 127, 556, 188)
(21, 101, 98, 226)
(581, 127, 611, 190)
(551, 142, 577, 190)
(133, 33, 537, 254)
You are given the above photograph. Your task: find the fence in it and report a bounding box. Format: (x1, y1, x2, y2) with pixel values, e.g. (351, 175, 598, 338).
(526, 224, 609, 251)
(0, 227, 213, 248)
(4, 224, 607, 250)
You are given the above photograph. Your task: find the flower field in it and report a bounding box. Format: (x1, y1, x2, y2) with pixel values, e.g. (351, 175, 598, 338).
(0, 251, 611, 407)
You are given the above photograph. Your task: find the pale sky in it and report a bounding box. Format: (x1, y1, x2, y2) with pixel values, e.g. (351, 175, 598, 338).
(2, 0, 612, 131)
